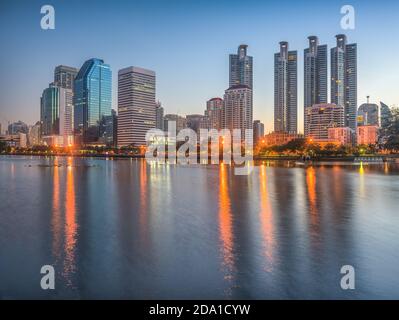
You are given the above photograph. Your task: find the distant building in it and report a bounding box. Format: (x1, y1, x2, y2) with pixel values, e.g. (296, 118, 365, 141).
(328, 127, 355, 146)
(54, 65, 78, 90)
(305, 103, 344, 140)
(357, 125, 379, 145)
(8, 121, 28, 135)
(164, 114, 187, 133)
(28, 121, 41, 146)
(117, 66, 156, 147)
(74, 58, 112, 144)
(253, 120, 265, 145)
(357, 102, 379, 127)
(100, 109, 117, 146)
(274, 41, 297, 133)
(186, 114, 204, 135)
(203, 97, 223, 130)
(331, 34, 357, 131)
(223, 85, 253, 135)
(155, 101, 164, 131)
(304, 36, 328, 136)
(380, 102, 392, 129)
(264, 132, 304, 146)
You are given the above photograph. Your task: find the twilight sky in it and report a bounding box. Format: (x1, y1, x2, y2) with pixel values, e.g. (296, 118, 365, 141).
(0, 0, 398, 134)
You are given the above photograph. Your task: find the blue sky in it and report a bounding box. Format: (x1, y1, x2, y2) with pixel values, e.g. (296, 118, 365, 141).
(1, 0, 398, 133)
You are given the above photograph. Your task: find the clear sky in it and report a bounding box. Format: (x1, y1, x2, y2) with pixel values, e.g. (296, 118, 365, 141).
(1, 0, 398, 134)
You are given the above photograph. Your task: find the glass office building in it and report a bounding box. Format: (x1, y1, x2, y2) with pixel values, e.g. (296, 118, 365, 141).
(40, 85, 60, 136)
(74, 58, 112, 144)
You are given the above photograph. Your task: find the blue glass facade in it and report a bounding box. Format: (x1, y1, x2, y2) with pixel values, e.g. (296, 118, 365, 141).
(74, 58, 112, 144)
(40, 86, 60, 136)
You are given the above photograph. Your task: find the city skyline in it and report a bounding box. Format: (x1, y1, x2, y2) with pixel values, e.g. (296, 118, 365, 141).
(1, 0, 399, 134)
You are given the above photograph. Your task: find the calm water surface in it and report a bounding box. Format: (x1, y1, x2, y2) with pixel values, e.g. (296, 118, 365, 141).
(1, 155, 399, 299)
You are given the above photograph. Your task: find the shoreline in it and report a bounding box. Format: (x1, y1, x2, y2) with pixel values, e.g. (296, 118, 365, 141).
(1, 152, 398, 162)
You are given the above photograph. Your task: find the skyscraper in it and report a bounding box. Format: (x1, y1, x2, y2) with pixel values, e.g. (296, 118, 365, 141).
(117, 66, 156, 147)
(304, 36, 327, 136)
(229, 44, 253, 89)
(74, 58, 112, 144)
(274, 41, 297, 133)
(54, 65, 78, 90)
(223, 85, 253, 135)
(331, 34, 357, 131)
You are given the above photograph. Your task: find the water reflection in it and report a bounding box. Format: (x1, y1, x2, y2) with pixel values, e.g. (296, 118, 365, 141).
(259, 165, 274, 272)
(64, 157, 77, 287)
(305, 166, 318, 224)
(218, 164, 235, 294)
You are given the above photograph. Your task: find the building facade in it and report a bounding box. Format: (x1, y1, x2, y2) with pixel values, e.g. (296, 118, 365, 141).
(223, 85, 253, 136)
(264, 132, 304, 146)
(357, 125, 379, 145)
(328, 127, 355, 146)
(40, 85, 60, 136)
(203, 97, 223, 130)
(54, 65, 78, 90)
(117, 66, 156, 147)
(331, 34, 357, 131)
(305, 103, 345, 140)
(274, 41, 297, 133)
(304, 36, 327, 136)
(74, 58, 112, 145)
(253, 120, 265, 145)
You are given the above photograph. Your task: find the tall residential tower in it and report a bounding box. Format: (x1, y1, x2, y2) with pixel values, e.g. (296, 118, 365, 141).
(274, 41, 297, 133)
(331, 34, 357, 131)
(304, 36, 327, 136)
(229, 44, 253, 89)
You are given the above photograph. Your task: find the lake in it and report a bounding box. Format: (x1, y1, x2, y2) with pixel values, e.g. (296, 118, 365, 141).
(0, 155, 399, 299)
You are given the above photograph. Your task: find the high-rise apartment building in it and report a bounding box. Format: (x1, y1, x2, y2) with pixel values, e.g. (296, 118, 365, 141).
(274, 41, 297, 133)
(223, 85, 253, 135)
(331, 34, 357, 131)
(117, 67, 156, 147)
(305, 103, 345, 140)
(304, 36, 327, 136)
(203, 97, 223, 130)
(74, 58, 112, 144)
(229, 44, 253, 89)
